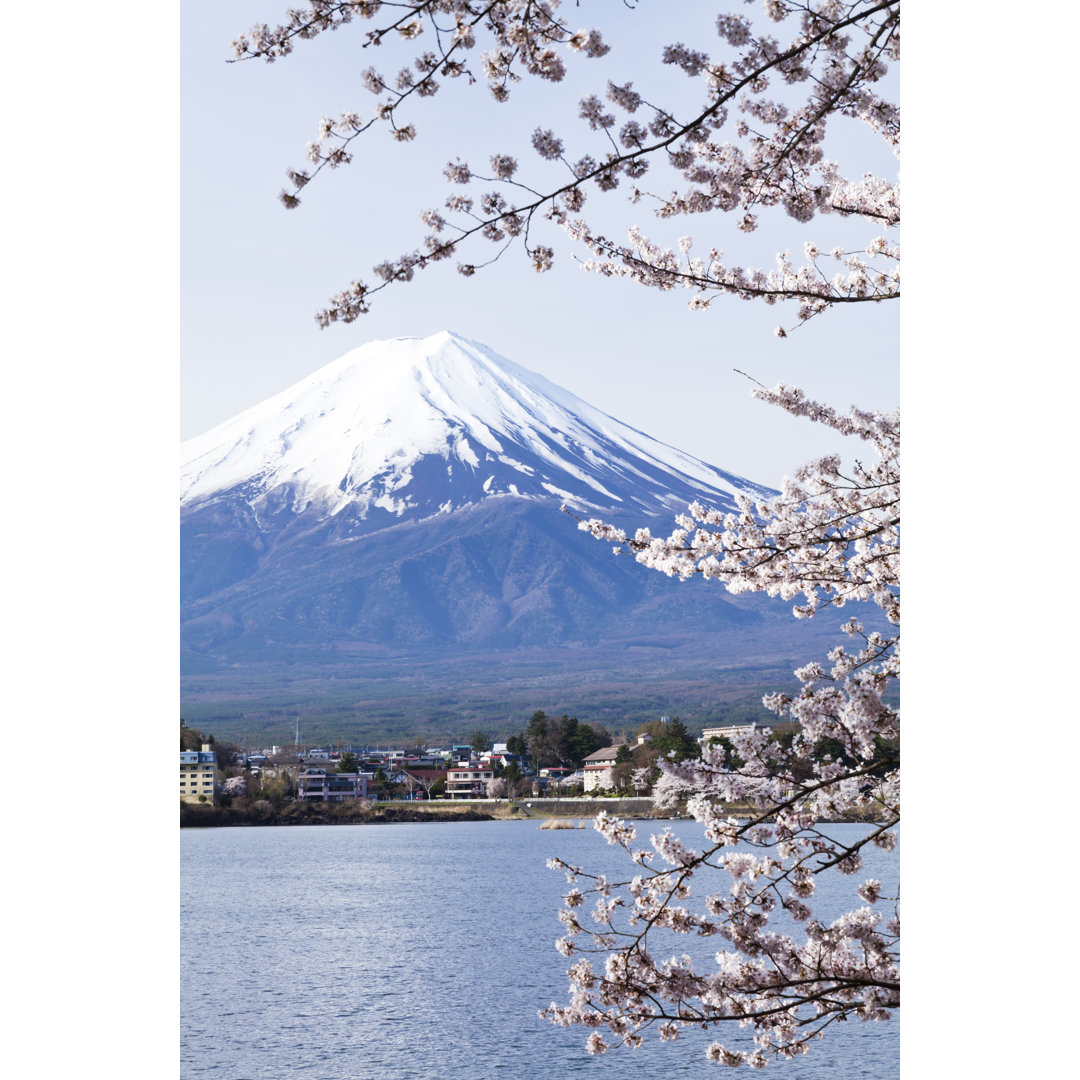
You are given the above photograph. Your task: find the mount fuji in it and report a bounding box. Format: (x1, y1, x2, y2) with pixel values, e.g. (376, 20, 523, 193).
(181, 330, 773, 529)
(180, 331, 831, 740)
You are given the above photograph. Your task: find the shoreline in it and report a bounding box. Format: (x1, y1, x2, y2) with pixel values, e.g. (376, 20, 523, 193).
(180, 796, 885, 829)
(179, 796, 665, 829)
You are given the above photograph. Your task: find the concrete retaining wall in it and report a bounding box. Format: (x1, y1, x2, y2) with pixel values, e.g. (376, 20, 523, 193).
(514, 797, 659, 818)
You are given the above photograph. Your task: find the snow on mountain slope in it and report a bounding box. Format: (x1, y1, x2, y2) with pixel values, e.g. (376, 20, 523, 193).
(180, 330, 773, 523)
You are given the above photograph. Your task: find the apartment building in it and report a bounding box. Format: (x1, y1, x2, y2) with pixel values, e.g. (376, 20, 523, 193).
(180, 743, 217, 804)
(296, 768, 370, 802)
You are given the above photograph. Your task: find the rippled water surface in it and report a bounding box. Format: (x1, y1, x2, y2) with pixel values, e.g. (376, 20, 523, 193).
(181, 819, 897, 1079)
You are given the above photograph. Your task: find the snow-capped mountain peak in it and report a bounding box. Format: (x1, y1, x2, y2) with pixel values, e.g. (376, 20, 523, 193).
(180, 330, 772, 525)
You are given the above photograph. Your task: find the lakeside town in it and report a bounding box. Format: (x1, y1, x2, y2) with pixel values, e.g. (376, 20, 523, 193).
(181, 714, 754, 811)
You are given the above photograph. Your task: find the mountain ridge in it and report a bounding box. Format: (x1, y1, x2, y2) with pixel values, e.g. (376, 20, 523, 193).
(181, 330, 773, 529)
(180, 331, 856, 741)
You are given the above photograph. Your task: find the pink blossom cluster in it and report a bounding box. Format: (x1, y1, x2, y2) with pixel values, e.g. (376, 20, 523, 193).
(543, 727, 899, 1065)
(234, 1, 899, 329)
(578, 384, 898, 622)
(549, 384, 900, 1066)
(568, 221, 899, 328)
(221, 776, 247, 797)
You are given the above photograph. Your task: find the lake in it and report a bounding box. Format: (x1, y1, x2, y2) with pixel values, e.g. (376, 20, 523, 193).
(181, 818, 898, 1079)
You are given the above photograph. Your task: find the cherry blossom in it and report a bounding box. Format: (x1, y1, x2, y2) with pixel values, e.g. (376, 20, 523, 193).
(549, 383, 899, 1066)
(232, 1, 899, 333)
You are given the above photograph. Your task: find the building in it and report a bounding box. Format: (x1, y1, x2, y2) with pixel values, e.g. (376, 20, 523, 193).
(539, 767, 572, 780)
(180, 743, 217, 804)
(582, 745, 626, 793)
(445, 764, 494, 799)
(296, 768, 370, 802)
(700, 724, 757, 744)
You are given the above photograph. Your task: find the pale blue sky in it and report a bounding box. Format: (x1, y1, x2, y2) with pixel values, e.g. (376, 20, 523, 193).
(182, 1, 899, 485)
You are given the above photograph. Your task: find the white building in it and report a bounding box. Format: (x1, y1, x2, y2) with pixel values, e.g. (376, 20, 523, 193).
(700, 724, 757, 744)
(445, 764, 494, 799)
(582, 745, 626, 792)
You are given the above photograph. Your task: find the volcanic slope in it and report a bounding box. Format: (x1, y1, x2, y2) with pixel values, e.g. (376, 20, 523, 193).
(180, 331, 843, 738)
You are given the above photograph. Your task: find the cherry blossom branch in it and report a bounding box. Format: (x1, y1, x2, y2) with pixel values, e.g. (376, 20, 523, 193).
(543, 382, 899, 1066)
(233, 1, 900, 329)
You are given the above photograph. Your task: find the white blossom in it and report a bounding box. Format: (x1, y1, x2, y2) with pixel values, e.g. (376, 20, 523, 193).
(235, 1, 898, 328)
